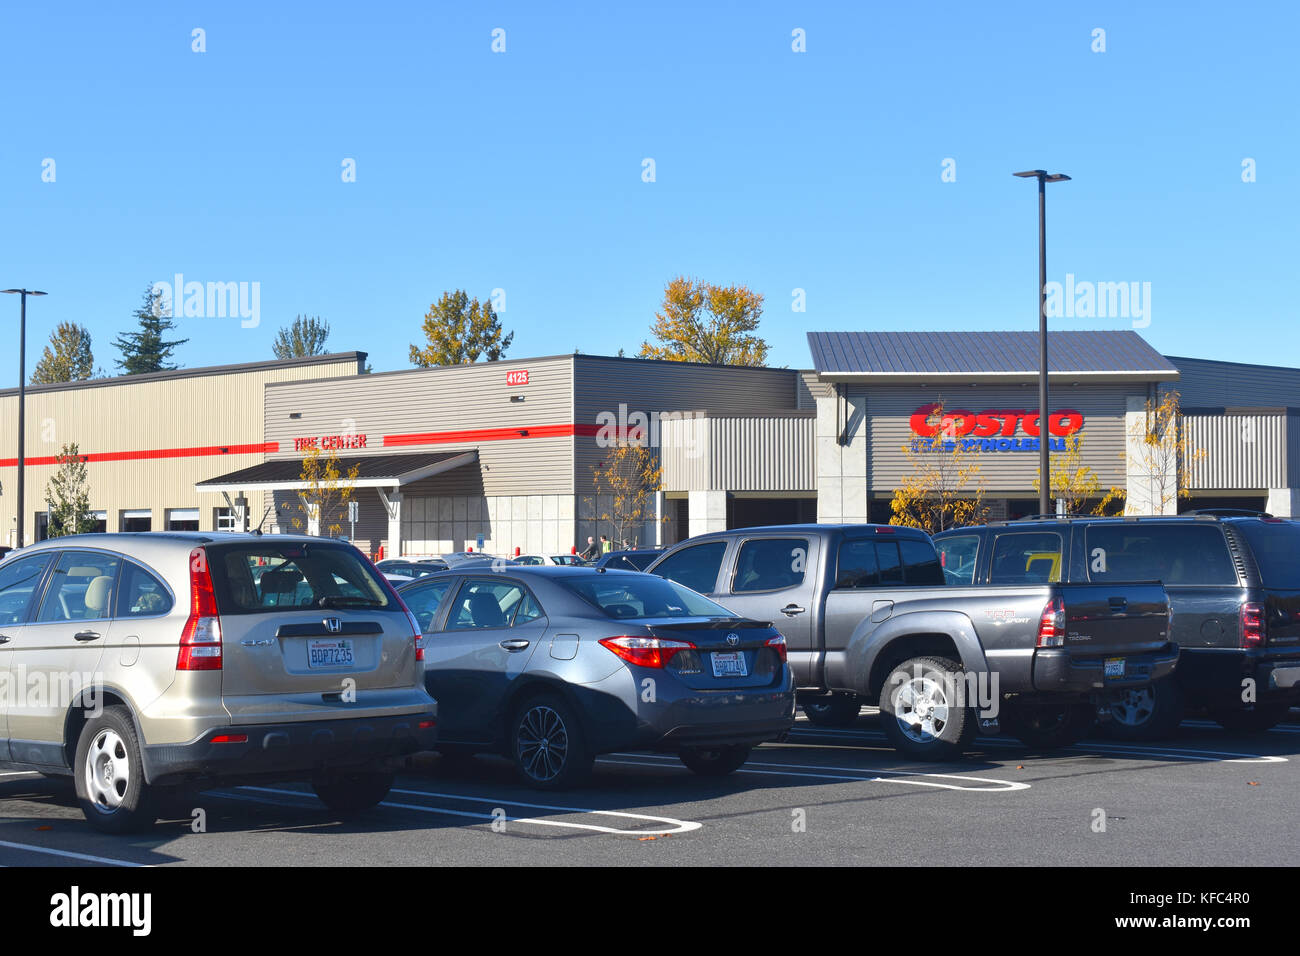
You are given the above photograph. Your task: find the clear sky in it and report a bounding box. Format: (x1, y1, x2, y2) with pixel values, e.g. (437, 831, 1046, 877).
(1, 0, 1295, 386)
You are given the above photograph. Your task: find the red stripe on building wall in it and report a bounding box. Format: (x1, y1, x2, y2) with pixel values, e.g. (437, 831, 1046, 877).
(0, 442, 280, 469)
(383, 423, 602, 446)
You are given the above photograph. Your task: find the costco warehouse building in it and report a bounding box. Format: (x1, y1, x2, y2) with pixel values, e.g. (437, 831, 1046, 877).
(2, 330, 1298, 556)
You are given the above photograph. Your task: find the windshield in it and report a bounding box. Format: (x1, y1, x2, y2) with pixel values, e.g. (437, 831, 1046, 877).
(559, 574, 738, 621)
(210, 541, 393, 613)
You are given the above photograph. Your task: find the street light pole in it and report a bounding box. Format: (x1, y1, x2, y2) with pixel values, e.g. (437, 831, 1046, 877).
(2, 289, 47, 548)
(1012, 171, 1070, 516)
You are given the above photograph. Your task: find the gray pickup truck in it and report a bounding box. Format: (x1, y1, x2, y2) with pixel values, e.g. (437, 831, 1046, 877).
(645, 523, 1177, 759)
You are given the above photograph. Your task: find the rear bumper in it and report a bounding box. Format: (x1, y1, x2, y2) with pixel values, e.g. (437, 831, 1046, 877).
(1032, 642, 1179, 693)
(141, 711, 438, 785)
(1176, 647, 1300, 703)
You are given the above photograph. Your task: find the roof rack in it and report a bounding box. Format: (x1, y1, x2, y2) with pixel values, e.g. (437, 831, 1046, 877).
(1181, 508, 1273, 518)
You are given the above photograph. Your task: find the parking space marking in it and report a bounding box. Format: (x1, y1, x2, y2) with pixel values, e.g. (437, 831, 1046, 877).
(788, 726, 1288, 763)
(235, 785, 703, 835)
(603, 753, 1030, 792)
(0, 839, 145, 867)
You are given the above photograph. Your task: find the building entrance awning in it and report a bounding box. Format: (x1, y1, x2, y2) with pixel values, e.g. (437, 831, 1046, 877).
(195, 451, 478, 493)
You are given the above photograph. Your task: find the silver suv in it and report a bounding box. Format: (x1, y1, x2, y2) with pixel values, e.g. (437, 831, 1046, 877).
(0, 532, 437, 832)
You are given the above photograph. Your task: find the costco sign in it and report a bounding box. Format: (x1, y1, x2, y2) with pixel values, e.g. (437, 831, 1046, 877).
(909, 403, 1084, 452)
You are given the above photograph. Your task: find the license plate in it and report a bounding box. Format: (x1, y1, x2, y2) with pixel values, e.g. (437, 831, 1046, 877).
(308, 638, 355, 668)
(711, 651, 748, 678)
(1104, 657, 1126, 680)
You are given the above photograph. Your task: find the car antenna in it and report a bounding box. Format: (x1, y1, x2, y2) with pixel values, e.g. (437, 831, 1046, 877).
(252, 505, 273, 536)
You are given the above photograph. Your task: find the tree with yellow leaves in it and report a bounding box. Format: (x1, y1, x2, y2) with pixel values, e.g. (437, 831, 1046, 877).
(1032, 431, 1100, 515)
(293, 446, 361, 537)
(640, 276, 769, 366)
(1106, 389, 1205, 516)
(589, 441, 666, 548)
(889, 402, 989, 533)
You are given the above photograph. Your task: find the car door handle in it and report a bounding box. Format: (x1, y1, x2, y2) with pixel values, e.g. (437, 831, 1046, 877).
(499, 639, 531, 650)
(781, 604, 805, 616)
(1108, 597, 1128, 611)
(74, 630, 102, 642)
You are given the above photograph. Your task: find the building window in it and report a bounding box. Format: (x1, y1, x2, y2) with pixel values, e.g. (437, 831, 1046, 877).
(120, 509, 152, 533)
(166, 508, 200, 532)
(215, 508, 241, 532)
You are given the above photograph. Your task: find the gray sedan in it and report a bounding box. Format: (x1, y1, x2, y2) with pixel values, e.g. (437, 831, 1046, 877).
(397, 567, 795, 788)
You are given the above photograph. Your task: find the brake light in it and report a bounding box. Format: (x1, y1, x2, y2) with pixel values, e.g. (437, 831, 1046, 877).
(392, 592, 425, 662)
(765, 633, 788, 662)
(178, 547, 222, 671)
(210, 734, 247, 744)
(599, 636, 695, 669)
(1037, 596, 1066, 648)
(1240, 602, 1265, 648)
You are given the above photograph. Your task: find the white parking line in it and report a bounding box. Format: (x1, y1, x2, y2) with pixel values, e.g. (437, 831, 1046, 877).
(788, 726, 1288, 763)
(235, 785, 702, 835)
(603, 753, 1030, 792)
(0, 839, 145, 867)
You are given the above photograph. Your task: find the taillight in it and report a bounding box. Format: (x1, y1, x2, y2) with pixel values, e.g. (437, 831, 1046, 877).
(393, 593, 425, 662)
(599, 636, 695, 669)
(765, 633, 788, 662)
(1240, 602, 1265, 648)
(178, 547, 222, 671)
(1037, 596, 1066, 648)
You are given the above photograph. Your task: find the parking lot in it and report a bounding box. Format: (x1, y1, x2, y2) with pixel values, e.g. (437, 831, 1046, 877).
(3, 708, 1296, 868)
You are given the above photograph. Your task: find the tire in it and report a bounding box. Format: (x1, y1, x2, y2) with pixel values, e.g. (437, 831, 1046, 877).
(73, 705, 157, 833)
(1006, 698, 1094, 750)
(510, 694, 593, 790)
(1102, 679, 1184, 741)
(311, 771, 394, 812)
(878, 656, 977, 760)
(678, 744, 752, 777)
(802, 694, 861, 727)
(1212, 702, 1290, 733)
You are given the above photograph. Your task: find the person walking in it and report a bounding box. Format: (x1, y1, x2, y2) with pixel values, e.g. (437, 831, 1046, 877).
(600, 535, 612, 554)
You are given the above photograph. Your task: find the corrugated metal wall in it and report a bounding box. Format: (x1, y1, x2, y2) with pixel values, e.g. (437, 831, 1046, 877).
(863, 384, 1131, 492)
(263, 356, 576, 495)
(661, 414, 815, 491)
(1183, 411, 1288, 490)
(1171, 356, 1300, 407)
(573, 355, 800, 496)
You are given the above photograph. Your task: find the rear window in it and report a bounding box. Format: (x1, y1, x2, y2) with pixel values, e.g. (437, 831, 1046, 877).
(836, 536, 940, 588)
(560, 574, 735, 620)
(989, 532, 1063, 584)
(1085, 524, 1238, 586)
(936, 535, 980, 585)
(211, 542, 393, 613)
(1236, 520, 1300, 589)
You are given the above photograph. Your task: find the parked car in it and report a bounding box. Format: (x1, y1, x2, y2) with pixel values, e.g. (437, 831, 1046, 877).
(513, 554, 583, 566)
(935, 513, 1300, 738)
(375, 559, 449, 578)
(0, 532, 437, 832)
(592, 548, 665, 571)
(397, 566, 795, 787)
(645, 524, 1175, 758)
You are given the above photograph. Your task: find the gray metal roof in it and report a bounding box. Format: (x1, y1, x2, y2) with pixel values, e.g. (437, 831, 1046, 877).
(196, 450, 477, 491)
(807, 331, 1178, 382)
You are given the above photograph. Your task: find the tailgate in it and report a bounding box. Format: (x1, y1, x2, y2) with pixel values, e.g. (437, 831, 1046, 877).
(1057, 583, 1170, 657)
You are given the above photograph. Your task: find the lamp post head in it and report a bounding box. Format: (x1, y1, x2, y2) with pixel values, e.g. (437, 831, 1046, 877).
(1013, 170, 1071, 183)
(2, 289, 47, 296)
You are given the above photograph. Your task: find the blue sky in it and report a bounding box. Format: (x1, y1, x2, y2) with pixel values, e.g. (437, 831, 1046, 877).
(1, 0, 1296, 386)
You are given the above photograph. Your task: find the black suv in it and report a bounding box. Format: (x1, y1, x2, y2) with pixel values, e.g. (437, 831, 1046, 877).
(934, 514, 1300, 739)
